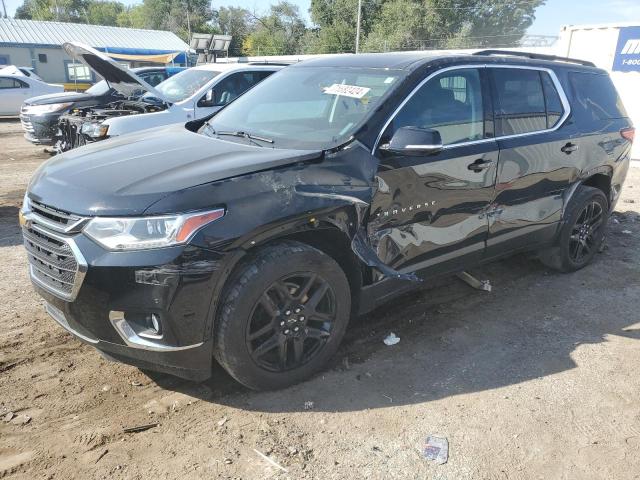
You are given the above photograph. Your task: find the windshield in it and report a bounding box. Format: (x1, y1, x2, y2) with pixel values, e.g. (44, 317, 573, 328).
(204, 66, 404, 150)
(86, 80, 111, 96)
(149, 69, 220, 103)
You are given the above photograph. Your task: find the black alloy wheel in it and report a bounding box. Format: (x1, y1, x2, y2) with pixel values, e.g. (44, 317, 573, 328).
(539, 185, 608, 272)
(246, 273, 337, 372)
(568, 200, 604, 264)
(214, 241, 351, 390)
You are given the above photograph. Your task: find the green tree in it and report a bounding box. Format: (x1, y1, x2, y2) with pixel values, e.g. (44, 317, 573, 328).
(86, 0, 123, 26)
(307, 0, 381, 53)
(15, 0, 90, 22)
(244, 1, 306, 55)
(215, 6, 253, 56)
(362, 0, 546, 52)
(116, 4, 146, 28)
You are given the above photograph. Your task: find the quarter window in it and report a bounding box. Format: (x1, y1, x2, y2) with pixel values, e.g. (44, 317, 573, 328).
(389, 68, 484, 146)
(541, 72, 564, 128)
(569, 72, 628, 126)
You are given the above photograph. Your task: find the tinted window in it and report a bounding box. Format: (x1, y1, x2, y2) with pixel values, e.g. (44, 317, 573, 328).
(569, 72, 627, 127)
(493, 69, 546, 135)
(212, 71, 274, 106)
(390, 68, 484, 146)
(541, 72, 564, 128)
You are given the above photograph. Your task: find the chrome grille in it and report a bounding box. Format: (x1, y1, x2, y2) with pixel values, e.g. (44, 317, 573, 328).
(26, 200, 87, 235)
(22, 200, 87, 301)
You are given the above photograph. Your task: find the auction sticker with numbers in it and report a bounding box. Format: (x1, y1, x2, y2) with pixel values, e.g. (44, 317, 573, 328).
(323, 84, 371, 99)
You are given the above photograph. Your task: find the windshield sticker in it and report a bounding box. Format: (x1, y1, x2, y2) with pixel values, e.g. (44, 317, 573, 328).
(323, 84, 371, 99)
(384, 77, 395, 84)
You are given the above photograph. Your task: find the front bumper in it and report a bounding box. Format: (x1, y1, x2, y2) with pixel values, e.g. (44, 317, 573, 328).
(20, 112, 62, 145)
(26, 228, 226, 381)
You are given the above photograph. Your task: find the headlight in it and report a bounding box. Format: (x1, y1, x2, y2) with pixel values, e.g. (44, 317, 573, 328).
(83, 209, 225, 251)
(81, 122, 109, 138)
(22, 103, 73, 115)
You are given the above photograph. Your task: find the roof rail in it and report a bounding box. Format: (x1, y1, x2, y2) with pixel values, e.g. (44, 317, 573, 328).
(473, 49, 596, 67)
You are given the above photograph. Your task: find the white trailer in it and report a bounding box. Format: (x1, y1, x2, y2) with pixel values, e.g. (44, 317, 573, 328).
(555, 22, 640, 158)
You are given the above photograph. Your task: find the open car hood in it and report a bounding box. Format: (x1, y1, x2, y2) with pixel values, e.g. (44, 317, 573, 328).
(62, 42, 168, 101)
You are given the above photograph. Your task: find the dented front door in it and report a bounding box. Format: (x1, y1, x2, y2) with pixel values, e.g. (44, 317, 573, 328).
(367, 66, 498, 276)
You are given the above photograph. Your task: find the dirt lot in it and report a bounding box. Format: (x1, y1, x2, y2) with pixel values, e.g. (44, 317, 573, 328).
(1, 117, 639, 480)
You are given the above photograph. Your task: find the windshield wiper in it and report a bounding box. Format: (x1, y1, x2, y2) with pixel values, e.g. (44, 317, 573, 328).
(216, 130, 274, 145)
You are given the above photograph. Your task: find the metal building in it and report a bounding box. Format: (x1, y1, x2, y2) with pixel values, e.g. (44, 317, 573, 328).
(0, 18, 191, 87)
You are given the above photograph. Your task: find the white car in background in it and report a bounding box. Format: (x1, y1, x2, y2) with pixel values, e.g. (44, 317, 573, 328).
(0, 67, 63, 115)
(0, 65, 44, 81)
(57, 42, 284, 150)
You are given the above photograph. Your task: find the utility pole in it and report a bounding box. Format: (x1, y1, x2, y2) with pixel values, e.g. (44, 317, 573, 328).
(1, 0, 7, 19)
(355, 0, 362, 54)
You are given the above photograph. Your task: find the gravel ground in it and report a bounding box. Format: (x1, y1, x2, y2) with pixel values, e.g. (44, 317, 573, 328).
(1, 118, 640, 479)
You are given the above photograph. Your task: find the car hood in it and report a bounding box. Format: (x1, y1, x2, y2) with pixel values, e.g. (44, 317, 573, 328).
(24, 91, 95, 106)
(28, 125, 323, 216)
(63, 42, 166, 101)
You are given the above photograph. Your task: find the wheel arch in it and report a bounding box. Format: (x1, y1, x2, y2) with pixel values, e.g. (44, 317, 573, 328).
(563, 170, 613, 221)
(581, 172, 612, 208)
(203, 210, 369, 340)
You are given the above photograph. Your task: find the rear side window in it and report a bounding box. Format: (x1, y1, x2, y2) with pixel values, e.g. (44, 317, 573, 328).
(492, 69, 547, 136)
(569, 72, 627, 128)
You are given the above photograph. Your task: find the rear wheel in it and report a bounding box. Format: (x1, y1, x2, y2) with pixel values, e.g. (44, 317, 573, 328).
(539, 186, 608, 272)
(214, 241, 351, 390)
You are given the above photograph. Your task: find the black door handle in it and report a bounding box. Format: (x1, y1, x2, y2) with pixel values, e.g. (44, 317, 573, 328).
(561, 143, 578, 154)
(468, 159, 493, 172)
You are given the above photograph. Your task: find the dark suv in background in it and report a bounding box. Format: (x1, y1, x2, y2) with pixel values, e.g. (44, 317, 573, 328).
(21, 50, 633, 390)
(20, 66, 184, 147)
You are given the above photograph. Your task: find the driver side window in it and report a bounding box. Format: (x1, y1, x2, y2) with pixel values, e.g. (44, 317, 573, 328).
(388, 68, 485, 146)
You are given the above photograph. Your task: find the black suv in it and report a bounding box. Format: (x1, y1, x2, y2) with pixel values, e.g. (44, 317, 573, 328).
(20, 66, 183, 146)
(21, 51, 634, 390)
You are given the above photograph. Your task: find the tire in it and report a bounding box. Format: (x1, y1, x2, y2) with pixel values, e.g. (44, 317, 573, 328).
(214, 240, 351, 390)
(539, 186, 608, 273)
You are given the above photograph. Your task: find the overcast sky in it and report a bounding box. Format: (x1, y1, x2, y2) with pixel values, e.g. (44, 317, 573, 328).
(3, 0, 640, 37)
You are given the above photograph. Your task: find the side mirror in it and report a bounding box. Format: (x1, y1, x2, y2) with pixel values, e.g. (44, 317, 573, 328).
(381, 126, 443, 155)
(198, 89, 216, 107)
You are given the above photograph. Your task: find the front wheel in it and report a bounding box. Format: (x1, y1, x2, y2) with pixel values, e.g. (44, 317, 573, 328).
(214, 241, 351, 390)
(539, 186, 608, 272)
